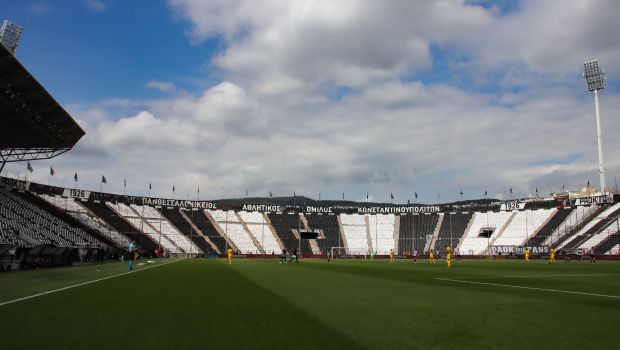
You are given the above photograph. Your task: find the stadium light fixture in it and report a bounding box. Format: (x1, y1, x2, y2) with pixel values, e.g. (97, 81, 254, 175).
(583, 60, 606, 193)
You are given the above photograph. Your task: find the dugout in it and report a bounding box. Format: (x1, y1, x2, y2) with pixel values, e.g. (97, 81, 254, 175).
(22, 245, 73, 268)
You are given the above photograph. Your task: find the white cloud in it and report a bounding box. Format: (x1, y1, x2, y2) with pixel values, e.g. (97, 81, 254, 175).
(171, 0, 492, 93)
(85, 0, 107, 12)
(27, 2, 53, 14)
(145, 80, 177, 94)
(6, 1, 619, 203)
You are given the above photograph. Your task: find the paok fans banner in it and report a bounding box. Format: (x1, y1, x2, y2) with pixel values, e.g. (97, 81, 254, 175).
(491, 245, 549, 255)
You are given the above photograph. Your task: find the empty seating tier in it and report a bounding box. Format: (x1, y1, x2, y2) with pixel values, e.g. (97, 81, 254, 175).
(267, 213, 302, 254)
(433, 212, 473, 254)
(306, 213, 342, 255)
(399, 213, 440, 255)
(81, 201, 159, 254)
(209, 210, 260, 254)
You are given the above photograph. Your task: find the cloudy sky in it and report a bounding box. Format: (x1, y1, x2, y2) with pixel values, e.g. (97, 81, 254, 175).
(3, 0, 620, 203)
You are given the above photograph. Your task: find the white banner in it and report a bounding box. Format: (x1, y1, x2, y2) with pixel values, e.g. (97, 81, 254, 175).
(500, 202, 526, 211)
(575, 195, 613, 206)
(62, 188, 91, 199)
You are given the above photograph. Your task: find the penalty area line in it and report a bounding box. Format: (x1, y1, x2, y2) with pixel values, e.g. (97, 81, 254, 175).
(0, 258, 186, 308)
(435, 277, 620, 300)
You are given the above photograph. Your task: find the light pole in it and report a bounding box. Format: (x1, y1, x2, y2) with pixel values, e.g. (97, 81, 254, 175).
(583, 60, 606, 193)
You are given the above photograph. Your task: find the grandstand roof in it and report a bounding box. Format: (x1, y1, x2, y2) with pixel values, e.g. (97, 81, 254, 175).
(0, 43, 84, 162)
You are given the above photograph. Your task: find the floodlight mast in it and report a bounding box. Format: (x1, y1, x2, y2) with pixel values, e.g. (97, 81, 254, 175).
(583, 60, 606, 194)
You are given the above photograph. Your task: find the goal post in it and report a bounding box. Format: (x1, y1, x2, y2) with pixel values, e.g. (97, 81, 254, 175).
(329, 247, 368, 260)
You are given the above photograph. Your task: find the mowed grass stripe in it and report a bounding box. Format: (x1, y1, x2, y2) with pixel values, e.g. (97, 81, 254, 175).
(1, 259, 371, 350)
(3, 259, 620, 350)
(226, 259, 620, 349)
(0, 258, 184, 307)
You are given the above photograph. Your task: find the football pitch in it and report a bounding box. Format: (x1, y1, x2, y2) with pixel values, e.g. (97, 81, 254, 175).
(2, 258, 620, 349)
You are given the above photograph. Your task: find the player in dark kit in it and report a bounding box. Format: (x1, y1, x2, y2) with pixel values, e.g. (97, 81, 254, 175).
(279, 248, 288, 264)
(288, 248, 299, 263)
(590, 250, 596, 264)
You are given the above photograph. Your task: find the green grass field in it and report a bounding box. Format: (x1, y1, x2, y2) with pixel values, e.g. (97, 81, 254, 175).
(2, 257, 620, 349)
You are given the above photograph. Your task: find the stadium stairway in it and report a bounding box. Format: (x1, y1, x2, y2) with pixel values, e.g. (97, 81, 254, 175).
(306, 213, 342, 255)
(236, 212, 266, 254)
(569, 206, 620, 252)
(433, 212, 473, 254)
(82, 201, 158, 255)
(190, 210, 229, 253)
(160, 207, 216, 255)
(363, 215, 373, 252)
(594, 234, 620, 254)
(268, 212, 302, 254)
(426, 213, 444, 253)
(555, 205, 620, 251)
(298, 214, 321, 255)
(487, 211, 518, 248)
(525, 208, 573, 246)
(550, 206, 605, 249)
(17, 191, 116, 248)
(397, 213, 440, 255)
(178, 209, 221, 254)
(561, 217, 617, 252)
(203, 211, 240, 252)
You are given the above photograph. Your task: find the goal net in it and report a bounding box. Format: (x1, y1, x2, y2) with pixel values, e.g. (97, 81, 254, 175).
(329, 247, 368, 260)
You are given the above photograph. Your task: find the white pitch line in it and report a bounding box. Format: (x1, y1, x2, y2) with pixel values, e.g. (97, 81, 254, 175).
(457, 273, 620, 279)
(435, 277, 620, 299)
(0, 258, 185, 307)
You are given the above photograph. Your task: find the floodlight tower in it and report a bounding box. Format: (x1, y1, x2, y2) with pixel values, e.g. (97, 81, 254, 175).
(583, 60, 606, 193)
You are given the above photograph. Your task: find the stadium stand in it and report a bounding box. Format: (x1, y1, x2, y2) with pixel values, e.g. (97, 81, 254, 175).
(458, 211, 513, 255)
(525, 208, 573, 246)
(0, 188, 101, 247)
(39, 194, 130, 247)
(367, 214, 396, 255)
(0, 221, 29, 246)
(160, 207, 216, 255)
(432, 212, 473, 254)
(543, 205, 601, 248)
(561, 204, 620, 252)
(190, 210, 227, 253)
(267, 212, 302, 254)
(339, 214, 369, 255)
(594, 243, 620, 255)
(399, 213, 440, 255)
(209, 210, 261, 254)
(555, 204, 620, 251)
(237, 211, 282, 254)
(130, 204, 200, 254)
(107, 202, 180, 254)
(492, 209, 556, 247)
(81, 200, 158, 255)
(306, 213, 342, 255)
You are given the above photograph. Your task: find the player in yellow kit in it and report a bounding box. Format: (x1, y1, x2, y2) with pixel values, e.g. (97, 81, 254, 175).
(445, 245, 452, 268)
(524, 248, 530, 262)
(389, 248, 395, 262)
(549, 248, 555, 264)
(429, 249, 435, 263)
(227, 248, 233, 265)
